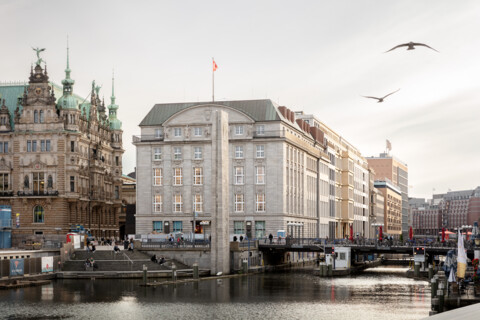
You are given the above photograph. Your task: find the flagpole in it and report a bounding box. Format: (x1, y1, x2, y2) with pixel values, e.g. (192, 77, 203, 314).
(212, 57, 215, 102)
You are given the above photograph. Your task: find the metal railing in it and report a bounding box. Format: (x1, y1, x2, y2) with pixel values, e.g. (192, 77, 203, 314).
(17, 190, 59, 196)
(141, 239, 211, 249)
(122, 252, 134, 271)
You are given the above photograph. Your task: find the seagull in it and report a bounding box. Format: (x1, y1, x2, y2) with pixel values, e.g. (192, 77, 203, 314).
(362, 89, 400, 103)
(385, 42, 439, 53)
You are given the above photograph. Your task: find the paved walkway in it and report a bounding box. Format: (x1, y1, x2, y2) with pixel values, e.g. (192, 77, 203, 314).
(424, 302, 480, 319)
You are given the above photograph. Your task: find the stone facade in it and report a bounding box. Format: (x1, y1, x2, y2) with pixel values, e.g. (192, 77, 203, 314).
(134, 99, 371, 242)
(0, 49, 123, 246)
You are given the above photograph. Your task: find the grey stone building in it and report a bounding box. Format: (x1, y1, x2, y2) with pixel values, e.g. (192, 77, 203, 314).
(134, 99, 371, 241)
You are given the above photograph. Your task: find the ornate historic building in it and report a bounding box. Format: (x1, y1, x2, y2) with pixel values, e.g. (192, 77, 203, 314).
(0, 48, 124, 247)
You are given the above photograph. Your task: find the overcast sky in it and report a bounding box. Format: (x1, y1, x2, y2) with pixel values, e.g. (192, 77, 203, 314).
(1, 0, 479, 199)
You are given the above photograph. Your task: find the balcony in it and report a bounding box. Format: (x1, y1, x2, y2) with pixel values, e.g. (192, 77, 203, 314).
(133, 134, 164, 143)
(17, 190, 59, 197)
(0, 190, 14, 197)
(253, 130, 285, 138)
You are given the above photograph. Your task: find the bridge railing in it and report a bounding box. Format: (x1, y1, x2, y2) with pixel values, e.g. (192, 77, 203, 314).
(140, 239, 211, 249)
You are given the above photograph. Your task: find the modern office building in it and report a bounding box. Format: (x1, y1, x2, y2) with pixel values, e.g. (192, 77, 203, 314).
(134, 100, 370, 240)
(0, 48, 124, 247)
(367, 153, 408, 238)
(374, 179, 402, 237)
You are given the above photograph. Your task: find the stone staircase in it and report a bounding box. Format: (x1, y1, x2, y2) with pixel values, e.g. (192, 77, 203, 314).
(62, 250, 189, 272)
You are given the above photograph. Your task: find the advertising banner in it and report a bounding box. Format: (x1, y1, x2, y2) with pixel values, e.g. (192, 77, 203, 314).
(10, 259, 24, 276)
(73, 234, 81, 249)
(41, 256, 54, 273)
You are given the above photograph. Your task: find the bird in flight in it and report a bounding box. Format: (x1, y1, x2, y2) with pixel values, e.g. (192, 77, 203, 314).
(385, 42, 439, 53)
(362, 89, 400, 103)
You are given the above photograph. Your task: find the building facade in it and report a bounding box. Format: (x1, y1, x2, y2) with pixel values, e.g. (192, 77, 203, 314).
(134, 100, 370, 240)
(374, 179, 402, 237)
(367, 153, 408, 238)
(0, 48, 123, 247)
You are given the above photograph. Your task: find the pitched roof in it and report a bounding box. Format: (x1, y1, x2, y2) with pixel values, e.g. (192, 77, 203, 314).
(139, 99, 281, 126)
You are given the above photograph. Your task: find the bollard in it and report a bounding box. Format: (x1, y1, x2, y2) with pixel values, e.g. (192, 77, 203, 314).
(327, 264, 333, 277)
(431, 278, 437, 299)
(143, 264, 148, 285)
(242, 259, 248, 274)
(322, 263, 327, 277)
(414, 262, 420, 278)
(428, 264, 433, 279)
(171, 263, 177, 282)
(430, 298, 439, 314)
(193, 263, 199, 279)
(438, 282, 445, 312)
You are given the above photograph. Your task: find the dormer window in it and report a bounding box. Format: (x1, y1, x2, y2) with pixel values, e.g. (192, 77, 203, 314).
(235, 125, 244, 135)
(174, 128, 182, 137)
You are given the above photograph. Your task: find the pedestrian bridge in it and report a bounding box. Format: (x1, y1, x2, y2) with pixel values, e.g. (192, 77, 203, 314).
(258, 238, 476, 257)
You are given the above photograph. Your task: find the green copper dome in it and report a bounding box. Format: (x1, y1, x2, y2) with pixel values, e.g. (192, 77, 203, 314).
(57, 42, 78, 110)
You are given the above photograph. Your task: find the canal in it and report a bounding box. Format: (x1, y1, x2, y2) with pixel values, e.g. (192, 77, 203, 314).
(0, 266, 430, 319)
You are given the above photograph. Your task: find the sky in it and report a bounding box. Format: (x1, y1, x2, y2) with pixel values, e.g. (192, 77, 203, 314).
(1, 0, 479, 199)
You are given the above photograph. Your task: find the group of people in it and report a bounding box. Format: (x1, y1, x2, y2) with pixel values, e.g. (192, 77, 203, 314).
(150, 254, 166, 265)
(84, 257, 97, 270)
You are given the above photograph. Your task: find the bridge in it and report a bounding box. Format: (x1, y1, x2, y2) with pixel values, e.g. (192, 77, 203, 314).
(258, 238, 476, 258)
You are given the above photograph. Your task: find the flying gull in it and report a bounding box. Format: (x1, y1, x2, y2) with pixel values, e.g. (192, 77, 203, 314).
(385, 42, 439, 53)
(362, 89, 400, 103)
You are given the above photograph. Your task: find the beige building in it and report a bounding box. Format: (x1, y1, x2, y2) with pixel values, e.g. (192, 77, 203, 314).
(374, 180, 402, 236)
(367, 153, 408, 237)
(0, 48, 123, 247)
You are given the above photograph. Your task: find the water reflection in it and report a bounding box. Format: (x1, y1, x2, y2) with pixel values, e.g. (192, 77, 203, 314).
(0, 267, 430, 320)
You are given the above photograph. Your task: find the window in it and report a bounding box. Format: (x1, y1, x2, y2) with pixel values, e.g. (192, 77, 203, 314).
(34, 110, 39, 123)
(115, 156, 119, 166)
(173, 221, 183, 232)
(153, 221, 163, 232)
(70, 176, 75, 192)
(115, 186, 119, 199)
(39, 110, 44, 123)
(234, 221, 245, 234)
(255, 221, 266, 238)
(24, 175, 29, 189)
(174, 147, 182, 160)
(194, 147, 202, 160)
(46, 140, 50, 152)
(235, 125, 244, 135)
(256, 166, 265, 184)
(193, 167, 203, 185)
(194, 127, 202, 136)
(256, 145, 265, 158)
(173, 168, 183, 185)
(27, 140, 31, 152)
(32, 140, 37, 152)
(47, 175, 53, 189)
(153, 168, 163, 186)
(33, 205, 44, 223)
(256, 125, 265, 135)
(155, 128, 162, 138)
(70, 141, 75, 152)
(154, 195, 162, 212)
(256, 194, 265, 212)
(193, 194, 203, 212)
(235, 146, 244, 158)
(234, 167, 244, 185)
(235, 194, 244, 212)
(174, 128, 182, 137)
(33, 173, 45, 194)
(174, 195, 183, 212)
(0, 173, 8, 191)
(3, 142, 7, 153)
(41, 140, 45, 152)
(153, 147, 162, 160)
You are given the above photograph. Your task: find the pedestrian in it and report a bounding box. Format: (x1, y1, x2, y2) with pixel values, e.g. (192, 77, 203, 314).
(239, 236, 243, 242)
(113, 244, 120, 253)
(151, 254, 157, 262)
(91, 244, 96, 253)
(269, 233, 273, 244)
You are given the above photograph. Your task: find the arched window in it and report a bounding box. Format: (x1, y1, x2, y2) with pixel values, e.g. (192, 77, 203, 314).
(34, 110, 39, 123)
(33, 205, 44, 223)
(40, 110, 44, 123)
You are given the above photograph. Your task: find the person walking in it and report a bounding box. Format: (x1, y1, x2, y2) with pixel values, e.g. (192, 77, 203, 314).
(269, 233, 273, 244)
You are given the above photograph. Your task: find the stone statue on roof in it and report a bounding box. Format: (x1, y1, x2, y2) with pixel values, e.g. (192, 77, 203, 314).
(32, 47, 45, 66)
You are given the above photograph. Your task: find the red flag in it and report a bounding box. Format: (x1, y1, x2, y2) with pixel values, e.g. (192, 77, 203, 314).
(213, 59, 218, 72)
